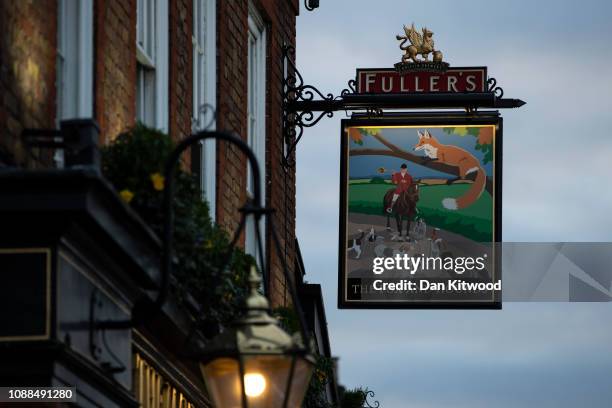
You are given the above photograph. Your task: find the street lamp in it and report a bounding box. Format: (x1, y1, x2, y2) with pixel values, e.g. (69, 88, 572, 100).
(200, 266, 313, 408)
(161, 131, 315, 408)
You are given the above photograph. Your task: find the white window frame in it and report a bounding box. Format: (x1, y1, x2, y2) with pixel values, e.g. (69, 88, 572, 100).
(245, 4, 267, 262)
(56, 0, 94, 166)
(136, 0, 169, 132)
(192, 0, 217, 218)
(57, 0, 94, 121)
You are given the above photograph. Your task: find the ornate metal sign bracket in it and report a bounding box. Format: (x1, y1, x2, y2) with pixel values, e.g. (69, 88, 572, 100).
(283, 45, 353, 167)
(281, 43, 524, 167)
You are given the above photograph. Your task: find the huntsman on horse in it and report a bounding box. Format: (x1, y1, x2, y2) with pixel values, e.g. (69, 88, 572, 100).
(383, 183, 419, 241)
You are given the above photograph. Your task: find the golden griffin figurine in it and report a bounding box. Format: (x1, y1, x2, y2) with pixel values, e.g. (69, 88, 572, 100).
(396, 23, 443, 63)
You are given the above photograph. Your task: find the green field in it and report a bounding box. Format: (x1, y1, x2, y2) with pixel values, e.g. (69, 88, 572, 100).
(348, 181, 493, 242)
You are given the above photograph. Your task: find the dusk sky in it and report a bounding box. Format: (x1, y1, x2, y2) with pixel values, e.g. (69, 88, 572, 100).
(295, 1, 612, 407)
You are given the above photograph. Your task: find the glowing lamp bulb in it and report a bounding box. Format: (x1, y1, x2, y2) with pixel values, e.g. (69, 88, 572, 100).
(244, 373, 266, 397)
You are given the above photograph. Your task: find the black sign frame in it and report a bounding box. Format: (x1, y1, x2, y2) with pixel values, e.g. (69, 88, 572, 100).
(338, 111, 503, 309)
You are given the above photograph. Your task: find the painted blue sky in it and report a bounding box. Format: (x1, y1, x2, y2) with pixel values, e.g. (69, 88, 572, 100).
(295, 1, 612, 407)
(348, 127, 494, 178)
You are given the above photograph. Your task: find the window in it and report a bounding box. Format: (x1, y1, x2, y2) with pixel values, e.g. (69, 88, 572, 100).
(56, 0, 94, 166)
(192, 0, 217, 218)
(245, 5, 266, 262)
(136, 0, 169, 131)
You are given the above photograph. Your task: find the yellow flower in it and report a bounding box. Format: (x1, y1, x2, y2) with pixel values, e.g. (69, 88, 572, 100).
(119, 189, 134, 203)
(203, 239, 213, 249)
(150, 172, 165, 191)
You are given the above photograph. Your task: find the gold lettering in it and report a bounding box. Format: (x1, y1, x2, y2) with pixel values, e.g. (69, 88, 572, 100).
(400, 76, 409, 92)
(134, 353, 196, 408)
(430, 76, 440, 92)
(447, 76, 458, 92)
(466, 75, 477, 91)
(415, 76, 424, 92)
(365, 73, 376, 93)
(382, 76, 393, 93)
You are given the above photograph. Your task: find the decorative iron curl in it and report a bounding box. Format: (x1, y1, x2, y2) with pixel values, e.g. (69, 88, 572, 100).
(282, 44, 336, 167)
(283, 46, 334, 104)
(191, 103, 217, 132)
(364, 390, 381, 408)
(282, 46, 373, 167)
(282, 110, 334, 167)
(304, 0, 319, 11)
(487, 77, 504, 98)
(340, 79, 357, 96)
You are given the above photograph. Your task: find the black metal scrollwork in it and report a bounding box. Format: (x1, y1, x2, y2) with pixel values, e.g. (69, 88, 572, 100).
(363, 390, 381, 408)
(304, 0, 319, 11)
(282, 45, 337, 167)
(341, 79, 357, 96)
(282, 45, 369, 167)
(487, 77, 504, 98)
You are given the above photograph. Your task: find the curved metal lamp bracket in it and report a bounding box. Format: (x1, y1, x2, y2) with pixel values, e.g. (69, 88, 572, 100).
(93, 130, 313, 359)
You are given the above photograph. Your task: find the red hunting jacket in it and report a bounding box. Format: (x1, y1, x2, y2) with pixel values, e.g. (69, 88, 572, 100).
(391, 171, 413, 193)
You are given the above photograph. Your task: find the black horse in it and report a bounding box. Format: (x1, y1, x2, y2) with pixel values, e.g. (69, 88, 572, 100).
(383, 183, 419, 240)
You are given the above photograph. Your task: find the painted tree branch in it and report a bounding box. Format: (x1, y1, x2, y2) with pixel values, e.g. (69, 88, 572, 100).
(350, 134, 493, 195)
(371, 132, 404, 153)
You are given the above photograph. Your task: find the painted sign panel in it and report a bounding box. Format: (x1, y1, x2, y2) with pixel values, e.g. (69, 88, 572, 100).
(339, 115, 502, 308)
(356, 67, 487, 94)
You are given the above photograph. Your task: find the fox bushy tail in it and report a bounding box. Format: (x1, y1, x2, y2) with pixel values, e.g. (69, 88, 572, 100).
(442, 167, 486, 210)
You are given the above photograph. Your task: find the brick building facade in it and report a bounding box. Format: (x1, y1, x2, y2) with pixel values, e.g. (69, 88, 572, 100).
(1, 0, 299, 306)
(0, 0, 337, 406)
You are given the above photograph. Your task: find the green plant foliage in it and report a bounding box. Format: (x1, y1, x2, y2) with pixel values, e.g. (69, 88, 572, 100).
(102, 123, 255, 338)
(301, 354, 336, 408)
(339, 387, 369, 408)
(274, 306, 301, 335)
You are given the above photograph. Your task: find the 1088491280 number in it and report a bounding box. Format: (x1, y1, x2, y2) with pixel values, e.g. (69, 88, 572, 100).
(1, 387, 76, 402)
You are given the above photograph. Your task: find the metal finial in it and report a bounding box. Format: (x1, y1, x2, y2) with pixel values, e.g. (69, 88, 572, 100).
(245, 265, 269, 311)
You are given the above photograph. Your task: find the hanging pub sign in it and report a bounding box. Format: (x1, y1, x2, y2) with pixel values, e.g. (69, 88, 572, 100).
(338, 24, 503, 309)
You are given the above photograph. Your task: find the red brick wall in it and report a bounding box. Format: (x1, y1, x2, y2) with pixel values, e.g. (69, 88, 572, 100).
(215, 0, 298, 307)
(0, 0, 57, 167)
(94, 0, 137, 143)
(216, 0, 249, 238)
(169, 0, 193, 145)
(260, 0, 298, 307)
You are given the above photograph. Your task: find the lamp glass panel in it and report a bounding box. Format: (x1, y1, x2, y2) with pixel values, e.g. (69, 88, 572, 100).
(241, 354, 293, 408)
(287, 357, 315, 408)
(201, 358, 242, 408)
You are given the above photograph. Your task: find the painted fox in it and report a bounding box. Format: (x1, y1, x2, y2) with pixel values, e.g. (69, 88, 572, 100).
(414, 130, 486, 210)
